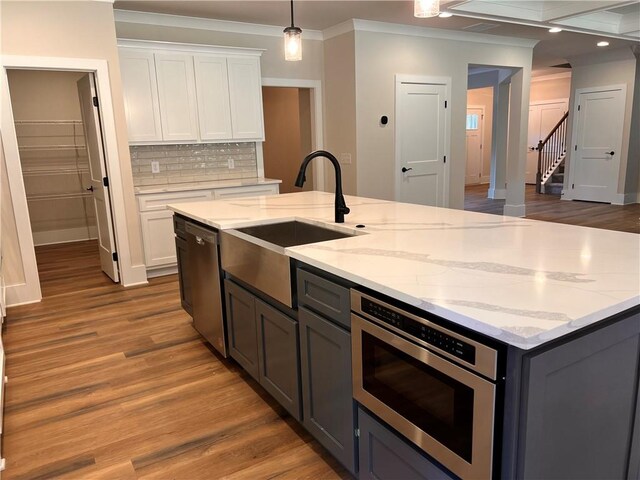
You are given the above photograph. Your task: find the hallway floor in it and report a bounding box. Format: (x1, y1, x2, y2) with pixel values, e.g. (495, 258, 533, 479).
(464, 184, 640, 234)
(3, 240, 347, 479)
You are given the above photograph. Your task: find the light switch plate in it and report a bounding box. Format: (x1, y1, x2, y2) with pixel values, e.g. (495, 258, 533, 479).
(340, 153, 352, 165)
(151, 161, 160, 174)
(228, 158, 235, 169)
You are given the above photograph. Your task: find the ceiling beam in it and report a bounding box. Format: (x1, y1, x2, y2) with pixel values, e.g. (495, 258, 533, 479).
(542, 0, 633, 22)
(619, 11, 640, 34)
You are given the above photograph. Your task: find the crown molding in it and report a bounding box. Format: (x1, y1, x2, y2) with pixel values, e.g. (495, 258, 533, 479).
(117, 38, 265, 56)
(113, 9, 324, 41)
(322, 20, 356, 41)
(349, 19, 539, 48)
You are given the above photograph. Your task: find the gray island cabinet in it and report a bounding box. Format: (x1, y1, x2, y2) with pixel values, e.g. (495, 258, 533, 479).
(170, 191, 640, 480)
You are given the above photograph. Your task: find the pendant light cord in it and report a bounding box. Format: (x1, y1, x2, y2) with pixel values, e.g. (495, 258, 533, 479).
(290, 0, 295, 28)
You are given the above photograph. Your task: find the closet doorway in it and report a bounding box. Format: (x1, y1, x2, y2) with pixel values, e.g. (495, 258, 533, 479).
(6, 69, 119, 295)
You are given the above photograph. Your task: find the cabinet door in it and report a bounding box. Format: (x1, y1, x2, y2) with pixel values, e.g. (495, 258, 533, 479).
(299, 307, 357, 474)
(155, 53, 199, 141)
(119, 49, 162, 142)
(227, 56, 264, 140)
(193, 55, 233, 141)
(224, 280, 259, 381)
(140, 210, 177, 268)
(358, 408, 456, 480)
(255, 299, 301, 420)
(174, 235, 192, 316)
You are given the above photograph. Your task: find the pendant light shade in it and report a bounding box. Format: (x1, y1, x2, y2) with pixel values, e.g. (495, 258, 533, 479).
(284, 0, 302, 61)
(414, 0, 440, 18)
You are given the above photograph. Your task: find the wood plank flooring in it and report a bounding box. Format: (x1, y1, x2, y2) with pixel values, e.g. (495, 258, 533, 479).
(3, 241, 348, 479)
(465, 184, 640, 234)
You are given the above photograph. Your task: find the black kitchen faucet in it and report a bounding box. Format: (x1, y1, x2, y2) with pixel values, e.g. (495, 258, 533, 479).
(295, 150, 350, 223)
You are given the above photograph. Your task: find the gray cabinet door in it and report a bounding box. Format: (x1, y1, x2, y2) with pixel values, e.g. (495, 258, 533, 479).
(299, 307, 357, 475)
(255, 299, 301, 420)
(224, 279, 259, 381)
(358, 408, 456, 480)
(174, 236, 192, 316)
(519, 311, 640, 480)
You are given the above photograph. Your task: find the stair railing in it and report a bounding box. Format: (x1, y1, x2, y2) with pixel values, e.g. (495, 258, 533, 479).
(536, 111, 569, 193)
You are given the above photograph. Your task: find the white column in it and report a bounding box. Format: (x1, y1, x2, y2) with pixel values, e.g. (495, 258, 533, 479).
(504, 69, 530, 217)
(488, 81, 509, 199)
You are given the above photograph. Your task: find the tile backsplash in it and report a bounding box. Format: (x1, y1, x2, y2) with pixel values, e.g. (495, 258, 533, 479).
(130, 143, 258, 187)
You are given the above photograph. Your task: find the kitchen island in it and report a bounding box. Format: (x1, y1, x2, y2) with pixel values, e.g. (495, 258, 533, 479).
(170, 191, 640, 480)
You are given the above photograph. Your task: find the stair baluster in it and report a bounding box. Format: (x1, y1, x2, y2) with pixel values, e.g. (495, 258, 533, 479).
(536, 111, 569, 194)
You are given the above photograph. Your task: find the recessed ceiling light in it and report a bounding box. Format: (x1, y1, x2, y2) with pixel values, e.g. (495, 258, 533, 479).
(597, 41, 609, 47)
(439, 12, 453, 18)
(548, 27, 562, 33)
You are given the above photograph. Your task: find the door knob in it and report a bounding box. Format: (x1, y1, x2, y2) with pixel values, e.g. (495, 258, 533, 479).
(606, 151, 615, 156)
(401, 167, 413, 173)
(86, 186, 94, 192)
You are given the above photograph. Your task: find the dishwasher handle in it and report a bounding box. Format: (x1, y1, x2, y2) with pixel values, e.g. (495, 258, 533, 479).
(185, 221, 218, 244)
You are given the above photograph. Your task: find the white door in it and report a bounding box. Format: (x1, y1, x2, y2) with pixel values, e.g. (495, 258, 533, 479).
(154, 53, 199, 142)
(571, 88, 625, 203)
(227, 56, 265, 140)
(77, 74, 119, 282)
(526, 100, 568, 183)
(118, 48, 163, 142)
(465, 107, 483, 185)
(396, 82, 447, 206)
(193, 55, 233, 141)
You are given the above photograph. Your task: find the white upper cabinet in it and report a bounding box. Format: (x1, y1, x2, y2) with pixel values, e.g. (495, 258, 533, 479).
(118, 41, 265, 144)
(154, 53, 199, 142)
(227, 56, 265, 140)
(119, 49, 163, 142)
(193, 55, 233, 141)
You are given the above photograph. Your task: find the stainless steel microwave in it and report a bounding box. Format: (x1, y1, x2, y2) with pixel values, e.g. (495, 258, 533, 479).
(351, 290, 500, 479)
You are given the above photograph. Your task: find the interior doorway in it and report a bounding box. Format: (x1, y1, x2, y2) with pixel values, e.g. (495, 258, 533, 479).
(526, 99, 568, 184)
(262, 86, 313, 193)
(6, 69, 120, 295)
(465, 87, 493, 188)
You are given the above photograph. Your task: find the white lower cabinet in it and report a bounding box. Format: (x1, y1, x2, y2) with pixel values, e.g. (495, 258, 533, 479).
(138, 183, 279, 275)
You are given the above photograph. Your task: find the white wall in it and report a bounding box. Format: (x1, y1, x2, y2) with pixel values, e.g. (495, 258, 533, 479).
(565, 47, 638, 201)
(351, 27, 533, 208)
(530, 74, 571, 103)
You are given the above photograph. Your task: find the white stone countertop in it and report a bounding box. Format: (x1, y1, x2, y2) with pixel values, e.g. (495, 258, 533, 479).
(169, 191, 640, 350)
(134, 177, 282, 195)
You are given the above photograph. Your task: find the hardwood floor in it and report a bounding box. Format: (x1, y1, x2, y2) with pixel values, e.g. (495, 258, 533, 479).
(465, 184, 640, 234)
(3, 241, 348, 479)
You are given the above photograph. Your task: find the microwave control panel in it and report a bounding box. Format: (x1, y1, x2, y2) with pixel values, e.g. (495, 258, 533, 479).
(361, 297, 476, 365)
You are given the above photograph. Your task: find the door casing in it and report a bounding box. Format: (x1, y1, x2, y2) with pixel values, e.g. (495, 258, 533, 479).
(1, 55, 147, 306)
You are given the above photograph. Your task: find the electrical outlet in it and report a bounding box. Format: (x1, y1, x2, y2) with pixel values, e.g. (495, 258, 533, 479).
(339, 153, 352, 165)
(228, 158, 235, 169)
(151, 161, 160, 174)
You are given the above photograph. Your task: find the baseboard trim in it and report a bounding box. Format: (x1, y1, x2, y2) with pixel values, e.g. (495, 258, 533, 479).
(612, 192, 638, 205)
(146, 265, 178, 278)
(6, 282, 41, 308)
(503, 204, 526, 217)
(32, 227, 98, 247)
(123, 264, 149, 287)
(488, 187, 506, 200)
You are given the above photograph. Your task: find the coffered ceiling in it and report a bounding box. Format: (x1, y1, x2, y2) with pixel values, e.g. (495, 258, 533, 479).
(114, 1, 640, 75)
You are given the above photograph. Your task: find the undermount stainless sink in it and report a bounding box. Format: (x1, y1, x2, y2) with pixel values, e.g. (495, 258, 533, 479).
(235, 221, 355, 248)
(221, 221, 355, 307)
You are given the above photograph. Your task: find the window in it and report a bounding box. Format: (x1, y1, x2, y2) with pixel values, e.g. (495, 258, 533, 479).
(466, 113, 479, 130)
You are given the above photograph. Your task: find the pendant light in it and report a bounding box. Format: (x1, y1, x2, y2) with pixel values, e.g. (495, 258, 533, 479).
(284, 0, 302, 61)
(414, 0, 440, 18)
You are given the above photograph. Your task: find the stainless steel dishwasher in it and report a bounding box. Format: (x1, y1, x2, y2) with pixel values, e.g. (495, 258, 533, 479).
(185, 221, 227, 357)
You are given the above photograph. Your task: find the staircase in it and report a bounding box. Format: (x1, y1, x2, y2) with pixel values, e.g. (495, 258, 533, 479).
(536, 111, 568, 196)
